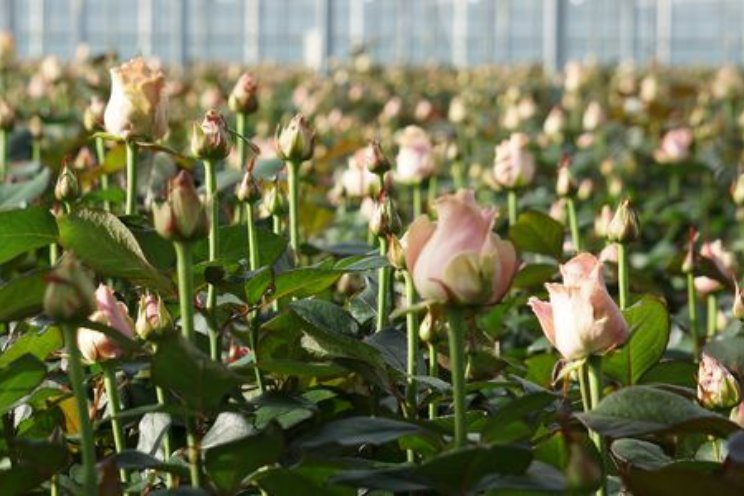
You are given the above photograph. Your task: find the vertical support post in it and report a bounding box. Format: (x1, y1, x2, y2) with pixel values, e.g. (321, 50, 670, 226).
(452, 0, 468, 67)
(29, 0, 45, 58)
(315, 0, 332, 73)
(349, 0, 364, 49)
(243, 0, 261, 64)
(138, 0, 153, 57)
(619, 0, 636, 62)
(395, 0, 409, 64)
(70, 0, 86, 51)
(656, 0, 672, 64)
(543, 0, 565, 75)
(496, 0, 511, 63)
(170, 0, 186, 65)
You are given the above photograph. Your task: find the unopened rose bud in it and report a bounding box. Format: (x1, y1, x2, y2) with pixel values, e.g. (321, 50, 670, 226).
(54, 165, 79, 202)
(235, 170, 261, 204)
(366, 140, 391, 176)
(369, 196, 401, 237)
(78, 284, 136, 363)
(73, 147, 96, 171)
(733, 281, 744, 321)
(44, 254, 97, 322)
(448, 96, 466, 124)
(191, 109, 231, 160)
(730, 402, 744, 428)
(387, 235, 406, 270)
(263, 182, 288, 216)
(135, 292, 173, 339)
(418, 309, 445, 344)
(594, 205, 613, 239)
(731, 173, 744, 206)
(0, 99, 15, 130)
(228, 73, 259, 114)
(83, 96, 106, 132)
(153, 170, 209, 242)
(607, 199, 640, 243)
(275, 114, 315, 163)
(336, 273, 363, 296)
(556, 157, 576, 198)
(698, 353, 741, 410)
(28, 115, 44, 139)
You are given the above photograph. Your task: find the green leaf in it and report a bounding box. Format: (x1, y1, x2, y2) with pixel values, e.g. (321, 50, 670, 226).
(193, 224, 287, 268)
(508, 210, 564, 259)
(0, 439, 67, 495)
(638, 360, 697, 388)
(512, 263, 557, 289)
(150, 334, 243, 413)
(115, 450, 190, 477)
(252, 466, 354, 496)
(480, 392, 558, 443)
(289, 300, 384, 368)
(0, 168, 51, 209)
(0, 207, 58, 264)
(57, 208, 173, 295)
(611, 439, 673, 470)
(577, 386, 739, 438)
(0, 270, 49, 322)
(299, 417, 427, 449)
(204, 424, 283, 496)
(0, 327, 61, 368)
(0, 354, 47, 415)
(604, 296, 670, 385)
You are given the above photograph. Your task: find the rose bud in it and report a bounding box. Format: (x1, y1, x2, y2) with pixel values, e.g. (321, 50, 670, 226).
(342, 147, 382, 199)
(0, 98, 15, 130)
(528, 252, 629, 361)
(606, 198, 640, 243)
(732, 173, 744, 206)
(492, 132, 536, 190)
(104, 57, 168, 141)
(582, 101, 606, 132)
(28, 115, 44, 140)
(448, 96, 466, 124)
(153, 170, 209, 242)
(694, 239, 735, 296)
(698, 353, 741, 410)
(235, 170, 262, 204)
(653, 128, 693, 164)
(556, 157, 577, 198)
(83, 96, 106, 132)
(191, 109, 231, 160)
(73, 147, 96, 171)
(228, 73, 259, 115)
(54, 165, 80, 202)
(543, 106, 566, 139)
(135, 292, 173, 339)
(44, 254, 97, 322)
(369, 196, 401, 238)
(419, 308, 445, 343)
(275, 113, 315, 163)
(263, 181, 288, 216)
(77, 284, 136, 363)
(733, 280, 744, 321)
(387, 234, 406, 270)
(365, 140, 391, 177)
(594, 205, 613, 239)
(731, 402, 744, 428)
(394, 126, 436, 185)
(404, 190, 517, 306)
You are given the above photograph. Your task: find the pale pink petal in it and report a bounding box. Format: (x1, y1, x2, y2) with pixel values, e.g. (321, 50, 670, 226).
(528, 297, 556, 347)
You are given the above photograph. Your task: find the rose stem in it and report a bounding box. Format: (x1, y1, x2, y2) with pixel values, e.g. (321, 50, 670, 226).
(154, 386, 175, 488)
(0, 128, 6, 182)
(173, 240, 201, 487)
(94, 137, 110, 212)
(101, 362, 127, 484)
(617, 242, 629, 309)
(403, 270, 418, 462)
(445, 307, 468, 449)
(507, 190, 518, 226)
(567, 197, 581, 252)
(706, 293, 717, 339)
(203, 158, 221, 362)
(376, 237, 390, 332)
(61, 324, 98, 495)
(412, 183, 423, 219)
(245, 202, 265, 393)
(124, 140, 138, 216)
(687, 272, 700, 357)
(286, 160, 301, 261)
(428, 342, 439, 420)
(586, 355, 607, 496)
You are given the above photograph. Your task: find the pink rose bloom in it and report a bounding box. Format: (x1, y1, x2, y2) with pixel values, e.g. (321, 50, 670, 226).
(492, 133, 536, 189)
(404, 190, 517, 305)
(394, 126, 436, 184)
(104, 57, 168, 140)
(694, 239, 735, 296)
(77, 285, 135, 363)
(528, 253, 629, 361)
(582, 101, 606, 132)
(654, 128, 693, 164)
(340, 148, 381, 199)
